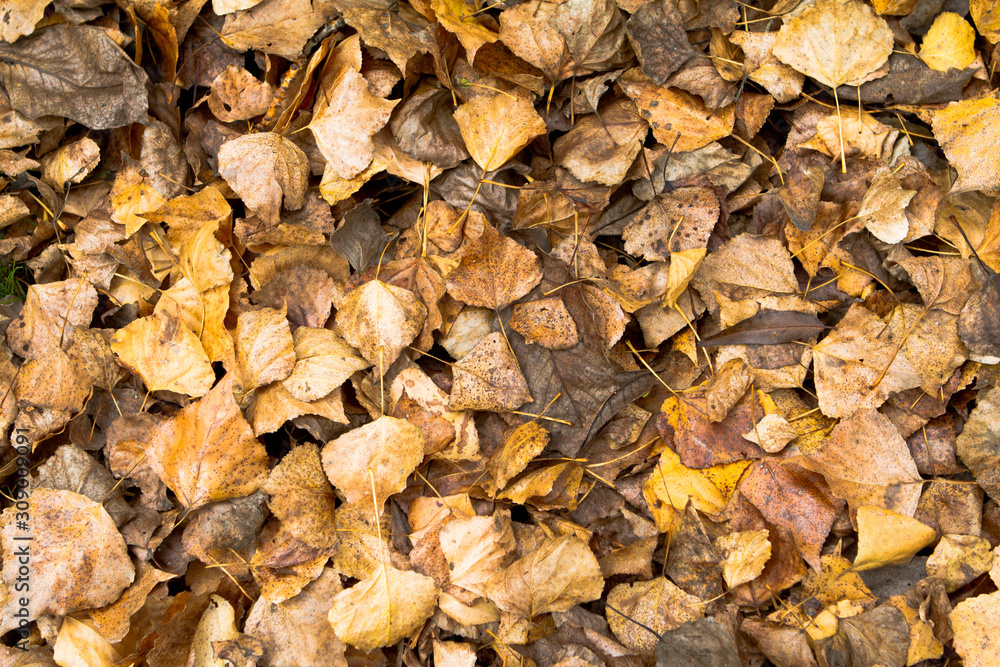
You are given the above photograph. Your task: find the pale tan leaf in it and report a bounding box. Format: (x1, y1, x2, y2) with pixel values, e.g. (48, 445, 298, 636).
(858, 169, 917, 244)
(282, 327, 370, 403)
(335, 280, 426, 377)
(931, 96, 1000, 193)
(321, 416, 424, 505)
(715, 529, 771, 589)
(217, 132, 309, 224)
(448, 332, 532, 412)
(234, 305, 296, 393)
(329, 564, 439, 650)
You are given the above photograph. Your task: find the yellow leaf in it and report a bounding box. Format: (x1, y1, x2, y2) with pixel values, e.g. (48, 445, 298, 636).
(952, 591, 1000, 667)
(111, 311, 215, 397)
(931, 96, 1000, 193)
(665, 247, 706, 308)
(643, 446, 727, 531)
(971, 0, 1000, 43)
(716, 529, 771, 589)
(919, 12, 976, 72)
(329, 564, 439, 650)
(431, 0, 498, 61)
(853, 505, 937, 571)
(454, 93, 546, 172)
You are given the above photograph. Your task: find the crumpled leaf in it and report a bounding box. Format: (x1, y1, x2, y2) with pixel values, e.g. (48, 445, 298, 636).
(453, 93, 546, 172)
(208, 65, 273, 122)
(625, 0, 694, 84)
(218, 132, 308, 224)
(0, 25, 148, 129)
(329, 564, 439, 651)
(484, 535, 603, 618)
(221, 0, 338, 60)
(0, 489, 134, 632)
(857, 169, 917, 244)
(147, 374, 269, 510)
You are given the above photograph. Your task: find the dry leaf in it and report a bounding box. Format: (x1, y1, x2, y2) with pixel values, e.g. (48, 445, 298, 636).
(321, 416, 424, 505)
(952, 591, 1000, 667)
(772, 0, 893, 88)
(448, 332, 532, 412)
(971, 0, 1000, 43)
(111, 311, 215, 397)
(932, 96, 1000, 193)
(853, 505, 937, 571)
(919, 12, 976, 72)
(335, 280, 426, 377)
(742, 413, 798, 453)
(147, 374, 269, 509)
(329, 564, 439, 650)
(282, 327, 369, 403)
(446, 222, 542, 309)
(0, 489, 134, 631)
(858, 169, 917, 244)
(453, 93, 546, 172)
(715, 529, 771, 589)
(619, 68, 735, 151)
(484, 535, 603, 618)
(234, 305, 296, 393)
(217, 132, 309, 224)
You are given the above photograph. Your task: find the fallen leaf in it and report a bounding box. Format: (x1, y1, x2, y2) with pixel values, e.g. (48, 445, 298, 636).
(931, 96, 1000, 193)
(0, 489, 134, 631)
(624, 0, 694, 84)
(853, 505, 937, 571)
(263, 443, 338, 549)
(919, 12, 976, 72)
(955, 384, 1000, 503)
(971, 0, 1000, 43)
(335, 279, 426, 377)
(509, 296, 578, 350)
(453, 93, 546, 172)
(925, 534, 993, 591)
(321, 416, 424, 505)
(697, 310, 826, 347)
(208, 66, 273, 122)
(432, 0, 498, 61)
(221, 0, 338, 60)
(606, 577, 703, 656)
(0, 25, 148, 129)
(282, 327, 369, 403)
(772, 0, 893, 89)
(643, 446, 727, 531)
(742, 413, 798, 453)
(952, 590, 1000, 667)
(147, 374, 269, 510)
(111, 311, 215, 397)
(448, 331, 532, 412)
(233, 305, 296, 394)
(857, 168, 917, 244)
(484, 535, 603, 618)
(619, 68, 735, 152)
(329, 564, 439, 650)
(217, 132, 309, 224)
(715, 529, 771, 589)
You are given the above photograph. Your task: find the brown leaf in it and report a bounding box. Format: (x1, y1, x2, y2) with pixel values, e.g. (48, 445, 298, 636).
(698, 310, 826, 347)
(221, 0, 338, 59)
(148, 374, 269, 510)
(606, 577, 703, 656)
(623, 187, 720, 261)
(956, 384, 1000, 503)
(0, 25, 148, 129)
(217, 132, 309, 225)
(448, 331, 532, 411)
(446, 222, 542, 309)
(619, 68, 735, 152)
(263, 443, 338, 549)
(625, 0, 694, 84)
(554, 100, 646, 186)
(857, 169, 917, 244)
(111, 311, 215, 397)
(208, 66, 273, 122)
(931, 96, 1000, 193)
(0, 489, 134, 631)
(772, 0, 893, 88)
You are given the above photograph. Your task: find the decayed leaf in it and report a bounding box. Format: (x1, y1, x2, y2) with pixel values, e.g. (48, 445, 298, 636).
(955, 384, 1000, 503)
(110, 311, 215, 397)
(932, 96, 1000, 193)
(857, 169, 917, 244)
(449, 332, 532, 412)
(335, 280, 426, 377)
(208, 66, 273, 121)
(321, 416, 424, 505)
(919, 12, 976, 72)
(715, 529, 771, 589)
(453, 93, 546, 172)
(925, 534, 993, 592)
(625, 0, 693, 84)
(772, 0, 893, 88)
(509, 297, 578, 350)
(263, 443, 338, 549)
(619, 68, 735, 151)
(952, 591, 1000, 667)
(0, 489, 134, 631)
(282, 327, 369, 403)
(554, 99, 646, 186)
(853, 505, 937, 571)
(606, 577, 703, 655)
(221, 0, 338, 60)
(699, 310, 826, 347)
(446, 223, 542, 310)
(971, 0, 1000, 43)
(484, 535, 603, 618)
(329, 564, 439, 650)
(40, 137, 100, 191)
(217, 132, 309, 224)
(147, 374, 269, 509)
(0, 25, 148, 129)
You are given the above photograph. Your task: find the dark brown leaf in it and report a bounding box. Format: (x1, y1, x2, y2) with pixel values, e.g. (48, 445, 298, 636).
(697, 310, 827, 347)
